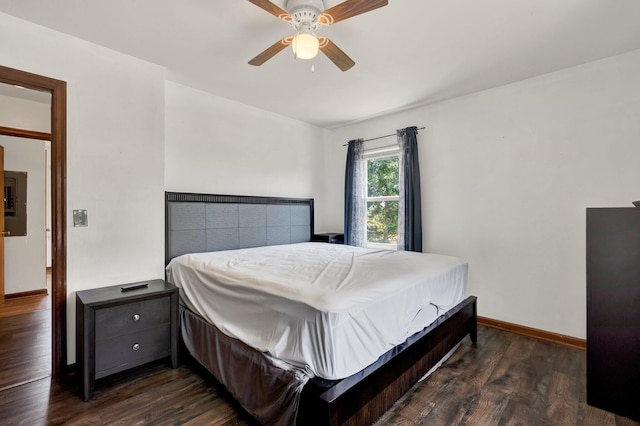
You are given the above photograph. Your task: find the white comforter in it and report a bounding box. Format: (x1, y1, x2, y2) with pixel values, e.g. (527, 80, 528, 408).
(166, 242, 468, 380)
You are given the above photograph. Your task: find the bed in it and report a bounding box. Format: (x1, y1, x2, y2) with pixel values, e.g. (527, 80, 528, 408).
(165, 192, 477, 425)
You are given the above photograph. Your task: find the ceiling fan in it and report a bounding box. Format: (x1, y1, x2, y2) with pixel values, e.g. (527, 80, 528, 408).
(247, 0, 389, 72)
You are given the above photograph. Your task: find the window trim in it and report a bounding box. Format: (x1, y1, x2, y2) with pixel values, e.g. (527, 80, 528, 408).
(364, 147, 400, 249)
(363, 145, 399, 160)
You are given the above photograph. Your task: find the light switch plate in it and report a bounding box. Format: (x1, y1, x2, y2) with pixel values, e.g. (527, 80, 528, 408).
(73, 209, 88, 227)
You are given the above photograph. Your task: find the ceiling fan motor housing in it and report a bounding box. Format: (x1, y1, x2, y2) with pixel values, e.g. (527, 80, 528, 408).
(286, 0, 324, 29)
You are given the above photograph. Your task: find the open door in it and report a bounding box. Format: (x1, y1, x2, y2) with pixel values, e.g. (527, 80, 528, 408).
(1, 145, 5, 303)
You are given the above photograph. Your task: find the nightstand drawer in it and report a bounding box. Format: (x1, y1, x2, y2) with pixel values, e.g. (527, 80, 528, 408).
(95, 297, 170, 340)
(95, 324, 171, 379)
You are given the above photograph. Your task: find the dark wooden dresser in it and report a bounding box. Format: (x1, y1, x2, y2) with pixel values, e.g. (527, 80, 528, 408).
(76, 279, 178, 401)
(586, 207, 640, 421)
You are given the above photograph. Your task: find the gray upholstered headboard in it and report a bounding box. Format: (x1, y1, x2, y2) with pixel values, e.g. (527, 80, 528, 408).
(165, 192, 314, 264)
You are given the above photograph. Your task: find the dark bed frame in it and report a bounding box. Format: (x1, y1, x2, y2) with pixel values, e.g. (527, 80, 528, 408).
(165, 191, 477, 426)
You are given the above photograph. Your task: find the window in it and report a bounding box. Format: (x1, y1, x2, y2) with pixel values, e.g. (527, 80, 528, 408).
(365, 149, 399, 248)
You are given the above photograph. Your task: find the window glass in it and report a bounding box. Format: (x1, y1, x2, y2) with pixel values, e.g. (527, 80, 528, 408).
(367, 156, 399, 197)
(366, 155, 399, 247)
(367, 200, 399, 245)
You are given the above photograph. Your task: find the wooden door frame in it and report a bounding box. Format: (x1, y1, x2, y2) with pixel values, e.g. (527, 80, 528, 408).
(0, 65, 67, 381)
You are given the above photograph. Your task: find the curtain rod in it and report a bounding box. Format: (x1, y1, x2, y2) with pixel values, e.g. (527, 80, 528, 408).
(342, 126, 425, 146)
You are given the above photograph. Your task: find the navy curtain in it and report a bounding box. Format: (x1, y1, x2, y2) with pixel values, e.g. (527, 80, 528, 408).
(398, 126, 423, 252)
(344, 139, 364, 246)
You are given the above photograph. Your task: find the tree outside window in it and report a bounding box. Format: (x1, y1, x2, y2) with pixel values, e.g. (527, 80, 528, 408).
(366, 154, 399, 247)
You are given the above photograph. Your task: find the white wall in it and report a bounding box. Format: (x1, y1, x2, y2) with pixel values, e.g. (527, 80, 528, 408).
(0, 91, 50, 132)
(0, 136, 47, 294)
(320, 48, 640, 340)
(165, 81, 325, 201)
(0, 12, 166, 363)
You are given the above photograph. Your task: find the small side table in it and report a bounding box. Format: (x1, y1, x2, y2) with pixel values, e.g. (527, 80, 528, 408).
(312, 232, 345, 244)
(76, 279, 178, 401)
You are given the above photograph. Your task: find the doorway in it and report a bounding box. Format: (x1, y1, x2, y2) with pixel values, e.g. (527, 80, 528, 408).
(0, 91, 50, 300)
(0, 65, 67, 381)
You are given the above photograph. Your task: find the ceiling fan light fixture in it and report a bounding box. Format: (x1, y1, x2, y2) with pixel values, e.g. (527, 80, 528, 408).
(292, 32, 319, 59)
(249, 0, 389, 70)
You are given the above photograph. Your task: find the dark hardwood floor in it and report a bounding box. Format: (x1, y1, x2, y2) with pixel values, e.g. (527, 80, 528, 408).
(375, 327, 638, 426)
(0, 317, 638, 425)
(0, 295, 51, 392)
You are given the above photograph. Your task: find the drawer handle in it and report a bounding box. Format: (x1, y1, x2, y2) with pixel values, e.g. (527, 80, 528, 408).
(132, 343, 140, 351)
(132, 314, 140, 321)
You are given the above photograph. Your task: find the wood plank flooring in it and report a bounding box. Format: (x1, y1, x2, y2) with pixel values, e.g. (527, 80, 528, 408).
(0, 323, 638, 425)
(0, 295, 51, 392)
(375, 327, 638, 426)
(0, 293, 51, 318)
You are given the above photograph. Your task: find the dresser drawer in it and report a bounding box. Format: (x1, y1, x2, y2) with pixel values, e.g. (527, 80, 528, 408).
(95, 324, 171, 379)
(95, 297, 170, 340)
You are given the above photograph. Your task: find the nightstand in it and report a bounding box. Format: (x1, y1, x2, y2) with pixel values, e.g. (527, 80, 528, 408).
(76, 279, 178, 401)
(312, 232, 345, 244)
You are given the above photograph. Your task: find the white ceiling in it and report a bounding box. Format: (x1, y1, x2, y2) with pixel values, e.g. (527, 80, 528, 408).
(2, 0, 640, 128)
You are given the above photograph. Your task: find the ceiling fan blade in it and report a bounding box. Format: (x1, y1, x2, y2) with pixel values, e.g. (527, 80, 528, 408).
(248, 0, 291, 21)
(248, 39, 291, 66)
(319, 0, 388, 25)
(319, 38, 355, 72)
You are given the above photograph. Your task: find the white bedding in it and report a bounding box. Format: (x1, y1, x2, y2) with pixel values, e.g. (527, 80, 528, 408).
(166, 242, 468, 380)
